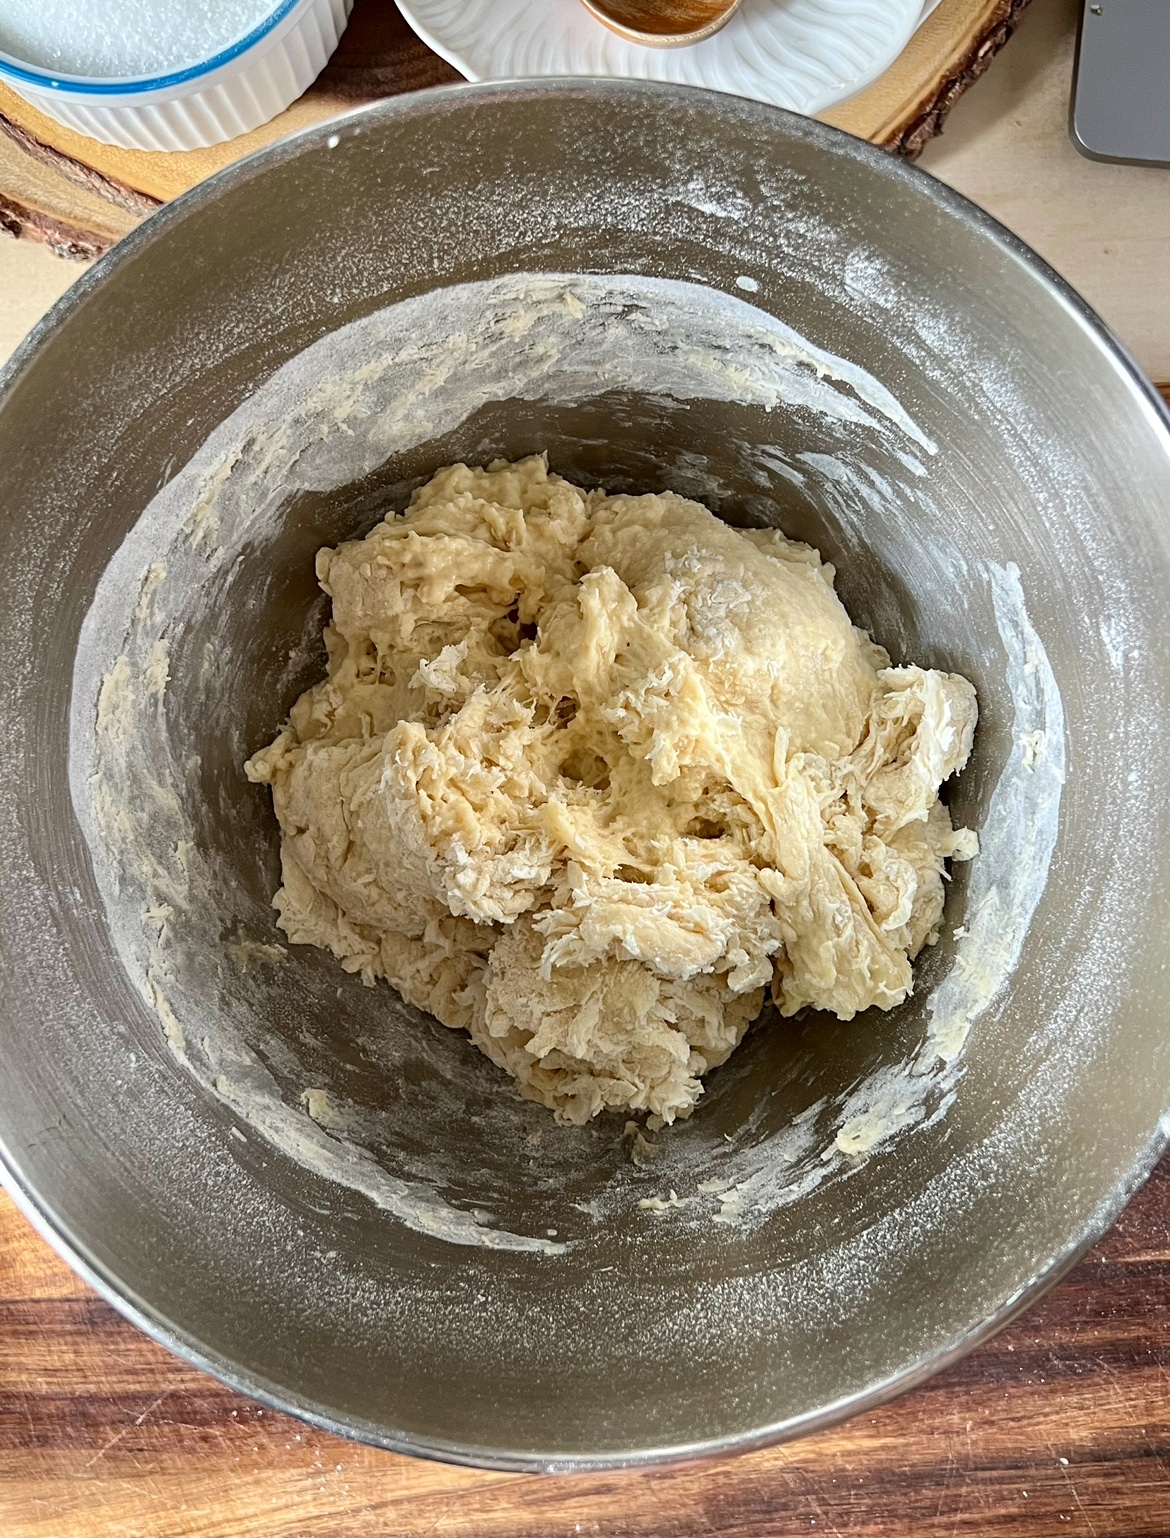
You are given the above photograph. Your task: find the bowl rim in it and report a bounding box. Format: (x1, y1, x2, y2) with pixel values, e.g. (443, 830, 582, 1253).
(2, 75, 1170, 1474)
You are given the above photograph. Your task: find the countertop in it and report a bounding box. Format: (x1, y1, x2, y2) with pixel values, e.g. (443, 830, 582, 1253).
(2, 0, 1169, 1533)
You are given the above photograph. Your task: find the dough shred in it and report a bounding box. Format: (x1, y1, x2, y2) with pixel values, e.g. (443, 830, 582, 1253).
(246, 457, 977, 1125)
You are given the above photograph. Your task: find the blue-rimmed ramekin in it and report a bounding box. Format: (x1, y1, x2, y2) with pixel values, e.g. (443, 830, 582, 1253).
(0, 0, 352, 152)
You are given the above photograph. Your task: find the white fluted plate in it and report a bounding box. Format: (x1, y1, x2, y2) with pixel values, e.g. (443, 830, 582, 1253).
(393, 0, 925, 117)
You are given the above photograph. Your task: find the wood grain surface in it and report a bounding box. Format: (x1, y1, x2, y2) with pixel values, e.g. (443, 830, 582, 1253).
(2, 1145, 1170, 1537)
(0, 0, 1031, 257)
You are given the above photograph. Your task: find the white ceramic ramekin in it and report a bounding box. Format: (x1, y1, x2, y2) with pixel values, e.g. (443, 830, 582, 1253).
(0, 0, 353, 152)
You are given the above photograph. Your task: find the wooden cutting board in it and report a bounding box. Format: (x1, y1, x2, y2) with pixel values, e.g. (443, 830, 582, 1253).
(3, 1153, 1169, 1537)
(0, 0, 1032, 257)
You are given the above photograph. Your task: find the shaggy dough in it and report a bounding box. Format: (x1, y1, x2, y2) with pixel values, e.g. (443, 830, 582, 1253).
(246, 457, 977, 1125)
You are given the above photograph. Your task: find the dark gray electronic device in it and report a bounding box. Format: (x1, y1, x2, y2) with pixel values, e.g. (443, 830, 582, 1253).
(1071, 0, 1170, 166)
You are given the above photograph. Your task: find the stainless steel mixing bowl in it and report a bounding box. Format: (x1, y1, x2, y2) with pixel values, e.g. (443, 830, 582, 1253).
(2, 82, 1170, 1471)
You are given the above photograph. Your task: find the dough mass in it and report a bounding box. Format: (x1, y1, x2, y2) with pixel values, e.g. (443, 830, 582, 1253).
(247, 458, 977, 1125)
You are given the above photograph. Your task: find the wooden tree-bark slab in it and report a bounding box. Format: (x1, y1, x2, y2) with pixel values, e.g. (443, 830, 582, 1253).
(2, 1149, 1169, 1537)
(0, 0, 1031, 257)
(0, 124, 141, 258)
